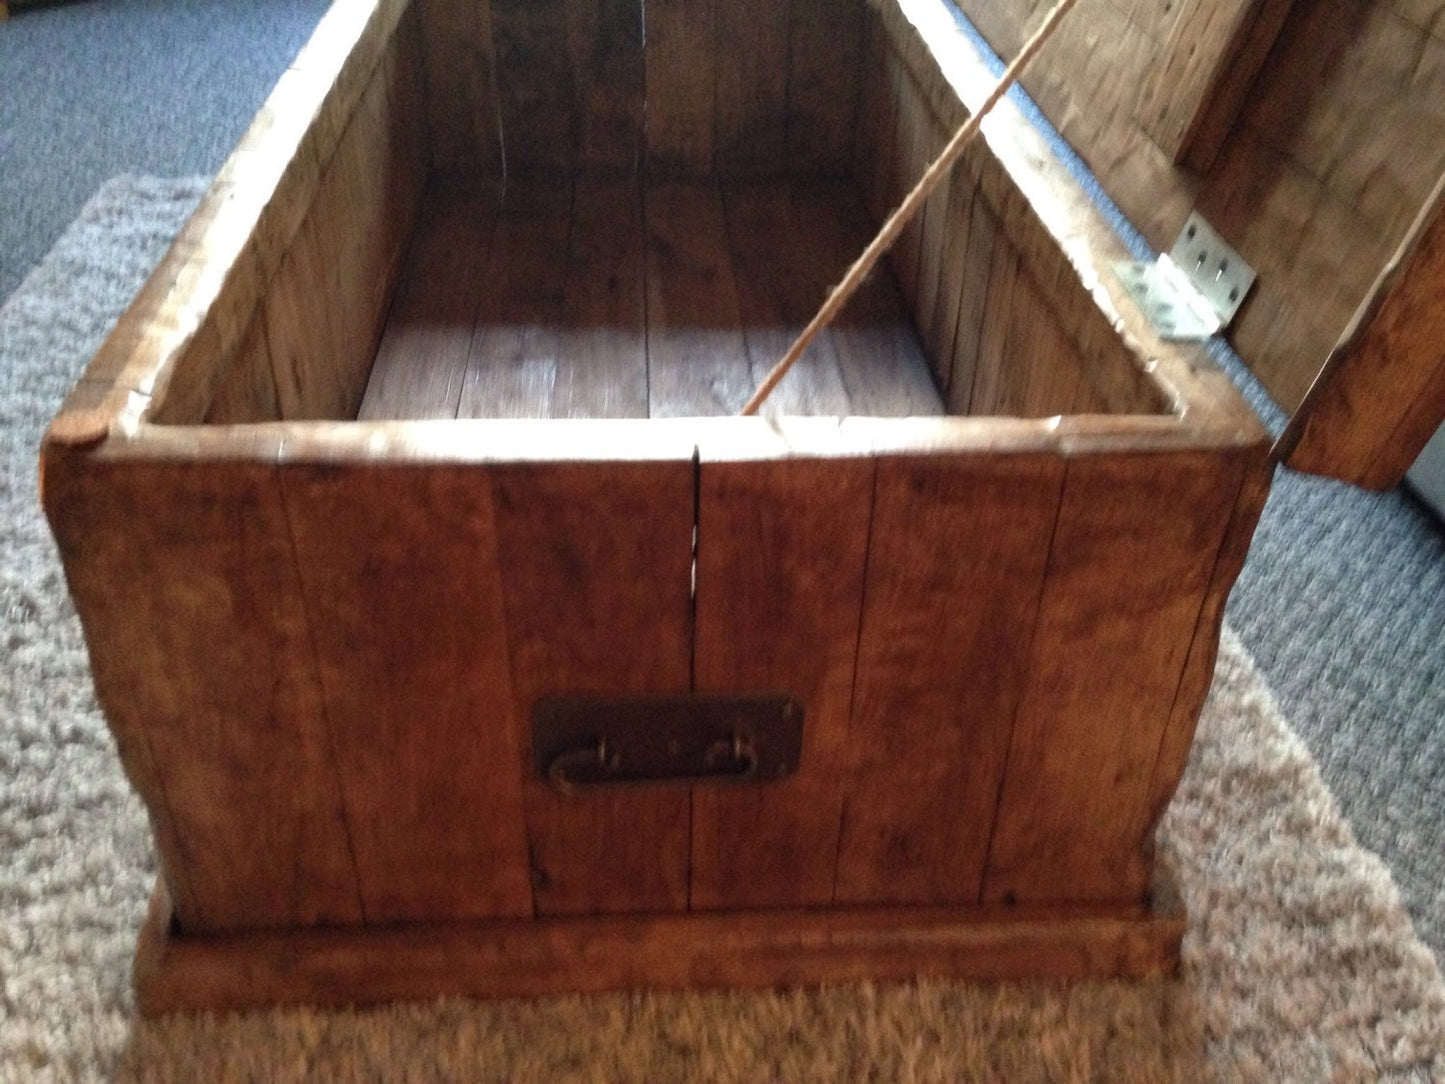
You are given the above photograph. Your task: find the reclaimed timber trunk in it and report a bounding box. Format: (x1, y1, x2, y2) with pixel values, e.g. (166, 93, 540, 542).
(40, 0, 1280, 1014)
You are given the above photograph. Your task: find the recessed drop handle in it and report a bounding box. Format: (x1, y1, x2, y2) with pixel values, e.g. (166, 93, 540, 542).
(531, 692, 803, 798)
(546, 735, 760, 796)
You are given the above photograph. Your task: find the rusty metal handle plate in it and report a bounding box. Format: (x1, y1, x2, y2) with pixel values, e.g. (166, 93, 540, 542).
(532, 692, 804, 795)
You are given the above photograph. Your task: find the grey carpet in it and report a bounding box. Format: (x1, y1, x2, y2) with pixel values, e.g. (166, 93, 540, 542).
(3, 173, 1445, 1082)
(0, 0, 330, 303)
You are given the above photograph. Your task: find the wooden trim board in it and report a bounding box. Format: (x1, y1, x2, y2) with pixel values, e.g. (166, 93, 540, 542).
(134, 881, 1186, 1015)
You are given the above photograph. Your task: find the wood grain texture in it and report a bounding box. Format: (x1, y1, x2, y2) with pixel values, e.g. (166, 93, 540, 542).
(553, 175, 649, 417)
(281, 463, 533, 923)
(786, 0, 865, 174)
(645, 0, 716, 176)
(947, 194, 1000, 415)
(134, 879, 1185, 1014)
(204, 314, 281, 424)
(359, 184, 502, 420)
(644, 182, 753, 415)
(983, 450, 1244, 904)
(263, 44, 424, 420)
(1283, 171, 1445, 488)
(835, 453, 1065, 906)
(417, 0, 503, 177)
(568, 0, 646, 171)
(1136, 0, 1293, 167)
(716, 0, 791, 176)
(41, 455, 361, 932)
(721, 181, 853, 416)
(492, 0, 576, 171)
(490, 461, 695, 915)
(690, 456, 873, 910)
(457, 181, 575, 418)
(791, 180, 946, 415)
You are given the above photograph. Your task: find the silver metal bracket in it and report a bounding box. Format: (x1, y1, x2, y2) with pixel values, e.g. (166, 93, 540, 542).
(1112, 212, 1256, 341)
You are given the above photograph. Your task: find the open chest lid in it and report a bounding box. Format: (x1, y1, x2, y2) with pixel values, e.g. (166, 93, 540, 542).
(942, 0, 1445, 490)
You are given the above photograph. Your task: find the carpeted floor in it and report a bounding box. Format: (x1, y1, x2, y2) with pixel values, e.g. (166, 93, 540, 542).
(2, 172, 1444, 1083)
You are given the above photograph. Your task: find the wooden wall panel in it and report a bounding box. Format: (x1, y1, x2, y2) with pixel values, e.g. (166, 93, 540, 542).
(690, 458, 873, 910)
(645, 0, 717, 176)
(282, 465, 532, 923)
(786, 0, 865, 174)
(417, 0, 503, 177)
(262, 38, 424, 420)
(835, 453, 1064, 906)
(983, 450, 1244, 904)
(716, 0, 791, 176)
(42, 457, 361, 932)
(490, 462, 696, 916)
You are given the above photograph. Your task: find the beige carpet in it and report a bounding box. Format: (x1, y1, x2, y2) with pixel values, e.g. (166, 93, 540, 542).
(2, 177, 1443, 1082)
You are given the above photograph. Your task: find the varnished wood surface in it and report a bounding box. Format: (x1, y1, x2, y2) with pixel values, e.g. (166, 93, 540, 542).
(359, 177, 945, 421)
(134, 880, 1185, 1014)
(1282, 171, 1445, 489)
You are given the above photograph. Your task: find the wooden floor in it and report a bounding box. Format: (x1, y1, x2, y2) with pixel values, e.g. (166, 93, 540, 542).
(358, 176, 944, 420)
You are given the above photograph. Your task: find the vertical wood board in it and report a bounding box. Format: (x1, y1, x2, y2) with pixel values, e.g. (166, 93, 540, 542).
(491, 461, 696, 915)
(690, 456, 874, 909)
(281, 464, 533, 923)
(835, 452, 1065, 906)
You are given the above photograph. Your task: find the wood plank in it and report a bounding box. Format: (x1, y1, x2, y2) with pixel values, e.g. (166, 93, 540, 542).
(1136, 0, 1294, 168)
(690, 457, 874, 909)
(457, 181, 576, 418)
(551, 176, 649, 418)
(281, 463, 533, 923)
(720, 181, 854, 416)
(856, 19, 901, 223)
(1141, 452, 1272, 835)
(835, 453, 1065, 906)
(1282, 171, 1445, 489)
(204, 314, 281, 424)
(645, 0, 716, 176)
(417, 0, 503, 177)
(1176, 0, 1296, 171)
(492, 0, 576, 171)
(40, 454, 361, 932)
(786, 0, 865, 174)
(135, 879, 1185, 1015)
(490, 461, 695, 915)
(264, 49, 422, 420)
(926, 172, 977, 398)
(644, 182, 753, 416)
(983, 450, 1244, 904)
(961, 228, 1019, 416)
(790, 180, 946, 415)
(360, 185, 502, 420)
(568, 0, 645, 172)
(890, 69, 930, 307)
(946, 193, 1000, 415)
(715, 0, 791, 176)
(913, 118, 953, 384)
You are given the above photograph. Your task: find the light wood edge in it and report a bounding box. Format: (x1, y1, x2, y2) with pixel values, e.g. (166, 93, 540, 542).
(1277, 169, 1445, 488)
(872, 0, 1264, 443)
(45, 413, 1268, 474)
(133, 878, 1185, 1015)
(42, 0, 412, 447)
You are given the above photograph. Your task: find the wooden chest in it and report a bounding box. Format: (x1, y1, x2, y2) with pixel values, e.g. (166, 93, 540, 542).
(40, 0, 1303, 1014)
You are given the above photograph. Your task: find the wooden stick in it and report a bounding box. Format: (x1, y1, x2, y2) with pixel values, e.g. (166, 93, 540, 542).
(740, 0, 1083, 416)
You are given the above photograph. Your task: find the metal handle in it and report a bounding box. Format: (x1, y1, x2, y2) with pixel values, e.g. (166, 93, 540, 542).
(546, 734, 759, 796)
